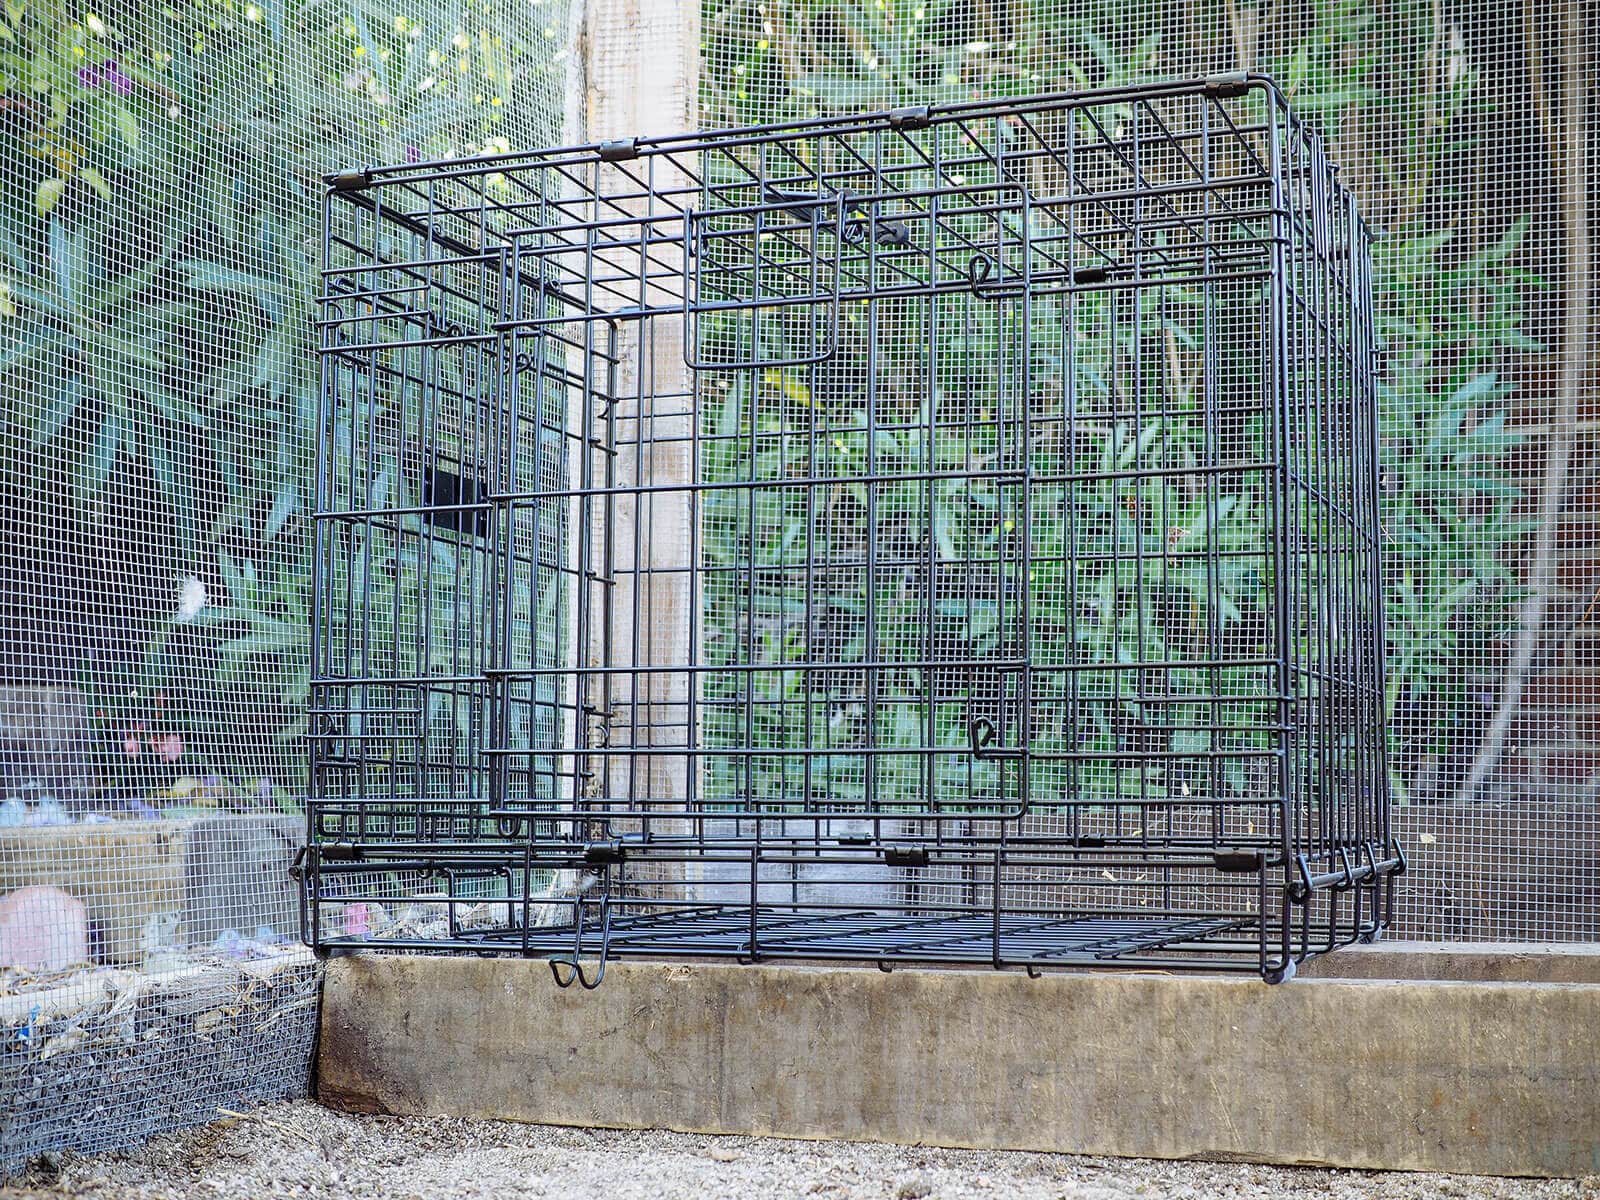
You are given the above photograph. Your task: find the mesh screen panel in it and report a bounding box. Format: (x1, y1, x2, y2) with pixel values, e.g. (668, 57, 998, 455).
(0, 0, 1595, 1170)
(0, 0, 575, 1168)
(701, 0, 1598, 943)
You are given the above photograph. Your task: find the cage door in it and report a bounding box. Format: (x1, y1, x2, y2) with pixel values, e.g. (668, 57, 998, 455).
(694, 389, 1033, 821)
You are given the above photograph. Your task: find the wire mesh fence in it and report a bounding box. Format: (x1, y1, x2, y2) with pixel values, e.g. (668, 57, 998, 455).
(0, 0, 576, 1170)
(699, 0, 1598, 944)
(0, 0, 1595, 1172)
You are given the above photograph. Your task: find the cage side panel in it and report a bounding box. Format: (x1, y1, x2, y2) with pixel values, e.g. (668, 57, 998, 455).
(1272, 97, 1394, 951)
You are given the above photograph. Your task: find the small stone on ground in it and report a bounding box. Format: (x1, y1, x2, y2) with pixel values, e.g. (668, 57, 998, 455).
(1, 1100, 1594, 1200)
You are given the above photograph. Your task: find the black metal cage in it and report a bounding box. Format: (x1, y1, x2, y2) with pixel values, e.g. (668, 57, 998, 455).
(301, 72, 1399, 985)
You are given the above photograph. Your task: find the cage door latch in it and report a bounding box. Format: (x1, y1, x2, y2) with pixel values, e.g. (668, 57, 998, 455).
(969, 715, 1023, 760)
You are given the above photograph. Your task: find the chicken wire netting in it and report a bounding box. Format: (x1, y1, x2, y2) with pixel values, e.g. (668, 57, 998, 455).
(0, 0, 577, 1169)
(701, 0, 1599, 943)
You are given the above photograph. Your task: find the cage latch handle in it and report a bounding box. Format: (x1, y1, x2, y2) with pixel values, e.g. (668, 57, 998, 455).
(969, 715, 1023, 760)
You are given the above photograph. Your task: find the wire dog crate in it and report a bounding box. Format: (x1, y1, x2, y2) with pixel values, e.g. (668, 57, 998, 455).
(301, 72, 1401, 985)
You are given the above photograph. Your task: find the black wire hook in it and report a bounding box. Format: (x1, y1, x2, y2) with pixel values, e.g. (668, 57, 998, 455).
(1334, 845, 1357, 892)
(547, 894, 613, 990)
(969, 714, 997, 755)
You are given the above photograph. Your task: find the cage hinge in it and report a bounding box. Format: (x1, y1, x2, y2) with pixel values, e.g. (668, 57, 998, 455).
(583, 838, 630, 866)
(599, 137, 640, 162)
(1203, 71, 1250, 98)
(1072, 265, 1110, 285)
(331, 169, 371, 192)
(889, 105, 932, 131)
(883, 846, 930, 868)
(1212, 850, 1263, 874)
(318, 842, 365, 862)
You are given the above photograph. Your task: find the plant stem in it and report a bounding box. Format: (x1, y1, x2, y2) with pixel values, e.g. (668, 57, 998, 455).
(1455, 0, 1587, 803)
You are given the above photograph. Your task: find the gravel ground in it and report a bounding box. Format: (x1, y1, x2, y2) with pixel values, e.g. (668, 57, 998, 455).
(2, 1101, 1594, 1200)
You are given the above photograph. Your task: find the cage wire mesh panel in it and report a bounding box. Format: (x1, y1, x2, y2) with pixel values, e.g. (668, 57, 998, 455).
(0, 0, 577, 1169)
(699, 0, 1600, 944)
(304, 74, 1397, 985)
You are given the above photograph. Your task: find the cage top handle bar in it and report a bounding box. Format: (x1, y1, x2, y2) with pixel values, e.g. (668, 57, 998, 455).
(680, 191, 846, 371)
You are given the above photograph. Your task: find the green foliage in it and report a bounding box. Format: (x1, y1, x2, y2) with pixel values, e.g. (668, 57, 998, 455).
(700, 0, 1545, 802)
(1378, 222, 1540, 798)
(0, 0, 565, 795)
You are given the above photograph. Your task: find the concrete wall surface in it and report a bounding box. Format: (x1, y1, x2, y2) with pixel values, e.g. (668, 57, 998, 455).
(318, 956, 1600, 1178)
(1300, 941, 1600, 984)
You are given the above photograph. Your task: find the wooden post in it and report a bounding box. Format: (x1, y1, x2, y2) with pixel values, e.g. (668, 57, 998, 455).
(581, 0, 699, 843)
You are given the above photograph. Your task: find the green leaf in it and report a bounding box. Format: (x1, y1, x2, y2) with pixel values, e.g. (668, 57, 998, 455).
(179, 260, 291, 300)
(218, 548, 248, 607)
(47, 218, 82, 315)
(36, 177, 66, 216)
(149, 426, 175, 496)
(78, 167, 113, 201)
(31, 381, 80, 447)
(87, 409, 122, 490)
(218, 631, 296, 657)
(265, 480, 298, 540)
(1449, 373, 1501, 407)
(114, 107, 141, 148)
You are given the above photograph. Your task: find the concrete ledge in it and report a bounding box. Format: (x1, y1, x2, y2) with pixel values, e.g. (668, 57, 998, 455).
(319, 956, 1600, 1178)
(1300, 941, 1600, 983)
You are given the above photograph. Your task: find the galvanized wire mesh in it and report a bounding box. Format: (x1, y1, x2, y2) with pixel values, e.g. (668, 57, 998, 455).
(0, 0, 575, 1170)
(700, 0, 1599, 944)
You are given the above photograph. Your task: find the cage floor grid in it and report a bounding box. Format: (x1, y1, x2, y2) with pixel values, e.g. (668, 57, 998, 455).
(397, 906, 1255, 966)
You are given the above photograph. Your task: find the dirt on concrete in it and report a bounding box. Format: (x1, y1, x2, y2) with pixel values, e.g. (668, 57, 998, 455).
(1, 1101, 1595, 1200)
